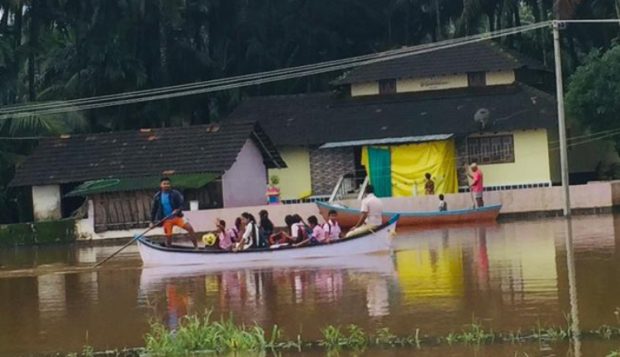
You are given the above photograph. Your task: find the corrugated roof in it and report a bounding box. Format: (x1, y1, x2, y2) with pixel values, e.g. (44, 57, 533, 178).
(11, 121, 286, 187)
(332, 41, 546, 85)
(65, 173, 219, 197)
(319, 134, 453, 149)
(227, 84, 557, 147)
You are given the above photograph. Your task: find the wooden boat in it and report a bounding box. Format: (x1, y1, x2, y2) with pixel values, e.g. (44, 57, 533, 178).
(137, 215, 399, 267)
(317, 201, 501, 229)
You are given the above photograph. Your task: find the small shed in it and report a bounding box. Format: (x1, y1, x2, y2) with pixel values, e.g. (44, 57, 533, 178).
(11, 121, 285, 231)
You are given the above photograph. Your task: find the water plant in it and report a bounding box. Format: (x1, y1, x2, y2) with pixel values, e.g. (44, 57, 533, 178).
(123, 311, 620, 356)
(319, 324, 367, 351)
(144, 312, 275, 355)
(374, 327, 397, 346)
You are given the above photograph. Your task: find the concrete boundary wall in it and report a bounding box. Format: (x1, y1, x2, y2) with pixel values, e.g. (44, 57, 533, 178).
(77, 181, 620, 240)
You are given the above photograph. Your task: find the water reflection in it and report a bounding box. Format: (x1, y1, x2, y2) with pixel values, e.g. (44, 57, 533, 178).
(3, 215, 620, 355)
(140, 254, 397, 330)
(564, 217, 581, 357)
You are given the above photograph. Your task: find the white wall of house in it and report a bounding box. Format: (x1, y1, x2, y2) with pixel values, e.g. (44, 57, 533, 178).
(485, 70, 516, 86)
(221, 139, 268, 207)
(32, 185, 62, 221)
(350, 70, 517, 97)
(350, 82, 379, 96)
(397, 74, 468, 93)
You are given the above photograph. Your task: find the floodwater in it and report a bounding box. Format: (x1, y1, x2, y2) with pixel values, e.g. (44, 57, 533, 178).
(2, 214, 620, 356)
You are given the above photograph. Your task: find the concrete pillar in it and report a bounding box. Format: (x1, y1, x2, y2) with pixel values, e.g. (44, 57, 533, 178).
(32, 185, 62, 221)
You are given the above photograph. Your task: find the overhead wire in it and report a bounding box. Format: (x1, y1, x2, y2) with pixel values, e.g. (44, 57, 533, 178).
(0, 21, 551, 119)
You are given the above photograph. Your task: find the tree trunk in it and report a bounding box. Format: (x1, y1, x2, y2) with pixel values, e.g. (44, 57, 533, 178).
(158, 0, 170, 127)
(28, 0, 38, 101)
(513, 3, 522, 44)
(434, 0, 442, 41)
(566, 28, 579, 73)
(0, 6, 8, 32)
(158, 0, 168, 86)
(12, 1, 23, 104)
(539, 0, 549, 67)
(616, 0, 620, 29)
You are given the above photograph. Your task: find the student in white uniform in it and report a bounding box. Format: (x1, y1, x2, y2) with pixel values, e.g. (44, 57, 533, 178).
(346, 185, 384, 237)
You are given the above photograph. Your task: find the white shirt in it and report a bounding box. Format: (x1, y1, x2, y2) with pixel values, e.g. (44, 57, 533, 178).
(241, 222, 259, 249)
(323, 220, 342, 240)
(361, 193, 383, 226)
(291, 222, 305, 239)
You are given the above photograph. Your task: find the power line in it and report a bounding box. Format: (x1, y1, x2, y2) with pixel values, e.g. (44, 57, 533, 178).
(0, 22, 550, 119)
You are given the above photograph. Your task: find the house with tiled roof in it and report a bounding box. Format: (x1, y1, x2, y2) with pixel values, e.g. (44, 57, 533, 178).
(11, 121, 285, 231)
(228, 41, 567, 202)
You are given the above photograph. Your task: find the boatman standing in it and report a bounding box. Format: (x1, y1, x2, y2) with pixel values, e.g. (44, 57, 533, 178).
(150, 177, 198, 248)
(467, 163, 484, 208)
(346, 185, 384, 237)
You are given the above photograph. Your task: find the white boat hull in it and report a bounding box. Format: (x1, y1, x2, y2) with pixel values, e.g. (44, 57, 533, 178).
(137, 216, 398, 267)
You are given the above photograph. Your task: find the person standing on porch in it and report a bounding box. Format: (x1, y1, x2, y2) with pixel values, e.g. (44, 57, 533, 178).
(346, 185, 384, 237)
(150, 177, 198, 248)
(424, 173, 435, 195)
(467, 163, 484, 208)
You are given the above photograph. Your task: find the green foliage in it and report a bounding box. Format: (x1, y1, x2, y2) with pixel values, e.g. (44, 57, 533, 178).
(0, 0, 618, 223)
(0, 218, 76, 246)
(566, 43, 620, 152)
(144, 312, 274, 355)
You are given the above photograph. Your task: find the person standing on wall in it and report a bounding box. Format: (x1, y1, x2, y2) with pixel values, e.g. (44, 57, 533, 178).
(150, 177, 198, 248)
(467, 163, 484, 208)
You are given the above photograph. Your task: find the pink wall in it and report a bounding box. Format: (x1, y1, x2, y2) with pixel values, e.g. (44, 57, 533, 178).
(187, 181, 620, 233)
(221, 139, 268, 207)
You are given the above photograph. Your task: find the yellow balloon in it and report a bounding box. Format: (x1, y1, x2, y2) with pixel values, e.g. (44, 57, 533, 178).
(202, 233, 217, 246)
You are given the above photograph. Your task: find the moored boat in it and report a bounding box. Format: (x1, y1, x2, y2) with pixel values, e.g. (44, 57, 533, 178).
(317, 201, 501, 229)
(137, 215, 399, 267)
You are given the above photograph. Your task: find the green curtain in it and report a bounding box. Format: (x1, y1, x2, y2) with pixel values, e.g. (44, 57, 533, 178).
(368, 147, 392, 197)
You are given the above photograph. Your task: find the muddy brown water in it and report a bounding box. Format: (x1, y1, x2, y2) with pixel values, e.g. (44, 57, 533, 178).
(2, 215, 620, 356)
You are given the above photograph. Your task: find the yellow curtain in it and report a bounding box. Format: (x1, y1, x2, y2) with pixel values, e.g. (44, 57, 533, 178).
(361, 139, 458, 197)
(390, 139, 458, 197)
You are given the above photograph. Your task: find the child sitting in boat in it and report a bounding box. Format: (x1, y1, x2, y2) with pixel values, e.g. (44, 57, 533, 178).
(230, 217, 242, 243)
(235, 212, 259, 251)
(269, 214, 295, 246)
(258, 210, 274, 248)
(216, 219, 233, 251)
(323, 209, 342, 241)
(438, 194, 447, 212)
(290, 214, 309, 244)
(310, 215, 328, 243)
(294, 215, 324, 247)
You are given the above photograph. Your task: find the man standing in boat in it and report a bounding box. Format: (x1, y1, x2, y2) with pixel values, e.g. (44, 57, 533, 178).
(467, 163, 484, 208)
(346, 185, 384, 237)
(150, 177, 198, 248)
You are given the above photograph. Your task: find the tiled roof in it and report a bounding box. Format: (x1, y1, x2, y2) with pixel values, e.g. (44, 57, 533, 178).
(11, 121, 286, 187)
(332, 41, 546, 85)
(226, 84, 557, 146)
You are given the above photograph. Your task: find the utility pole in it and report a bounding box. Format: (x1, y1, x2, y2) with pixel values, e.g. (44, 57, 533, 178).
(552, 21, 571, 216)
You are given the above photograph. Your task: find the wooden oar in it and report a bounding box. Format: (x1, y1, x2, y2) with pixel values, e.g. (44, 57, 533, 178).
(93, 212, 175, 268)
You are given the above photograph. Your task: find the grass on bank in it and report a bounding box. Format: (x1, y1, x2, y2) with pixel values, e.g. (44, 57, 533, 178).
(60, 311, 620, 356)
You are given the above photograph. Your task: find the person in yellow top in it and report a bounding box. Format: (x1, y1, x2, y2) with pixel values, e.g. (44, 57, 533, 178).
(424, 173, 435, 195)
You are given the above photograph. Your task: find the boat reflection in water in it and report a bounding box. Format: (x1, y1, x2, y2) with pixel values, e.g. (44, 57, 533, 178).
(139, 253, 398, 328)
